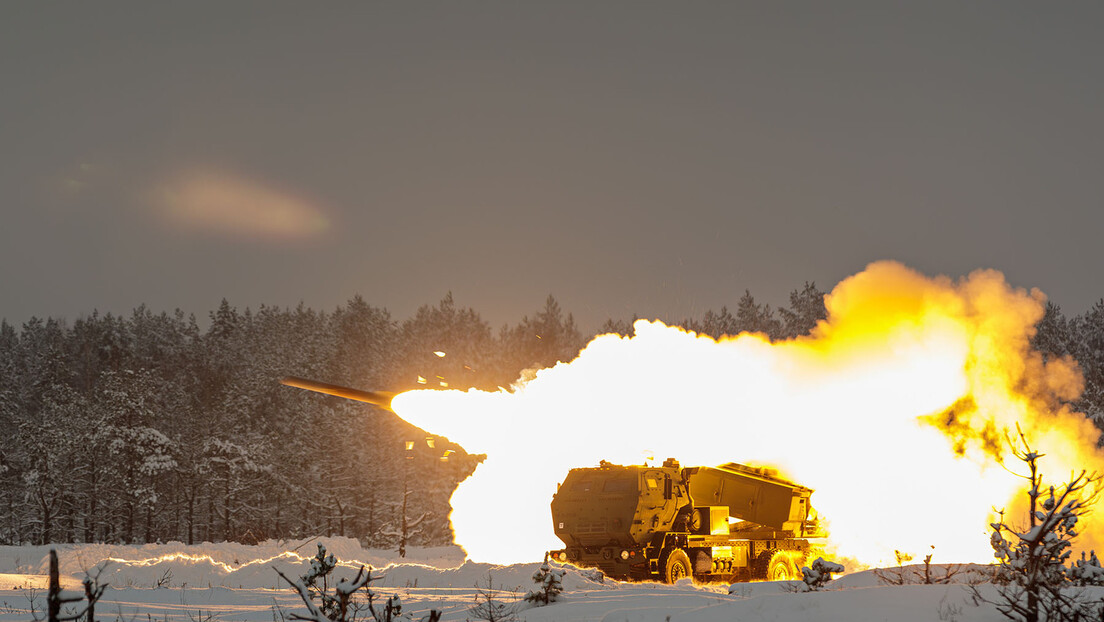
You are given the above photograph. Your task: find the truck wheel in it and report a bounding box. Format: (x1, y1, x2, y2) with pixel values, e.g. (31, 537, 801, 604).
(673, 507, 697, 533)
(765, 550, 802, 582)
(661, 548, 692, 583)
(687, 508, 703, 533)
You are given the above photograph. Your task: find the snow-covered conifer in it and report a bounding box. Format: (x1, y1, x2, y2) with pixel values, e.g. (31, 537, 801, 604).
(734, 290, 782, 339)
(524, 560, 565, 605)
(983, 426, 1103, 622)
(799, 557, 844, 591)
(499, 296, 584, 379)
(699, 306, 738, 339)
(273, 543, 435, 622)
(1072, 299, 1104, 428)
(1069, 551, 1104, 586)
(779, 282, 827, 339)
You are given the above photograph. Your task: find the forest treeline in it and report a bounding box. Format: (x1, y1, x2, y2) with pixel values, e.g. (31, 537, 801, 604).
(0, 286, 1101, 547)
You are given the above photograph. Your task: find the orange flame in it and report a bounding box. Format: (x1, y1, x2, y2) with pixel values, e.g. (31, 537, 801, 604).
(389, 261, 1102, 566)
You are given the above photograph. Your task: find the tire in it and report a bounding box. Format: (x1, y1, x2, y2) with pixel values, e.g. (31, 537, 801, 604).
(687, 508, 703, 533)
(661, 548, 692, 583)
(765, 550, 802, 582)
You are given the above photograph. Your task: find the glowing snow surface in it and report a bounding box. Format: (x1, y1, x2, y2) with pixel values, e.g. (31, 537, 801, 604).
(0, 539, 1076, 622)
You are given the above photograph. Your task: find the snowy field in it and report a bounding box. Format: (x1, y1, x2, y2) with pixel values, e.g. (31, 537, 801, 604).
(0, 537, 1088, 622)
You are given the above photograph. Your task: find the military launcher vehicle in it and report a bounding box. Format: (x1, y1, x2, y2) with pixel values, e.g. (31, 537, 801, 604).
(549, 458, 826, 583)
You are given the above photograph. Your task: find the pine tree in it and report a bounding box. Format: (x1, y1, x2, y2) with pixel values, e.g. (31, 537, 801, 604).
(14, 317, 70, 417)
(597, 317, 636, 338)
(734, 290, 782, 339)
(17, 383, 84, 544)
(779, 282, 827, 339)
(0, 321, 19, 543)
(330, 296, 396, 389)
(524, 559, 565, 605)
(395, 292, 496, 390)
(1072, 300, 1104, 429)
(199, 435, 266, 542)
(798, 557, 844, 591)
(1034, 302, 1075, 360)
(96, 369, 177, 543)
(985, 426, 1103, 622)
(500, 295, 584, 378)
(698, 306, 739, 339)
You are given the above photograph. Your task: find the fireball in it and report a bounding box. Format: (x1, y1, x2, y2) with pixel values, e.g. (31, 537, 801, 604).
(386, 261, 1101, 566)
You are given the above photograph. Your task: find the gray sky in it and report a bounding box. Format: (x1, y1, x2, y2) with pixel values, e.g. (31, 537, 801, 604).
(3, 2, 1102, 330)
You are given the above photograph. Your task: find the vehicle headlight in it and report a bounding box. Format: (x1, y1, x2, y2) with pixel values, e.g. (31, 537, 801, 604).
(620, 550, 630, 560)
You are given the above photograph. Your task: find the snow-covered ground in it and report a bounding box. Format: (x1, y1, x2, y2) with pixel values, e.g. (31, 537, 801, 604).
(0, 538, 1089, 621)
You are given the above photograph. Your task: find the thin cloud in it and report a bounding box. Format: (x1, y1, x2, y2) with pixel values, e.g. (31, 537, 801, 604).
(153, 169, 331, 240)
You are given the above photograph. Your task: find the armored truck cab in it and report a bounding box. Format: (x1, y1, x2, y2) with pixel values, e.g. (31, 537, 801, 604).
(551, 461, 687, 550)
(549, 459, 825, 583)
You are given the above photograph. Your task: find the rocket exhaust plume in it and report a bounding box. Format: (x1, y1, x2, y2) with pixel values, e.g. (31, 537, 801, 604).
(293, 261, 1104, 567)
